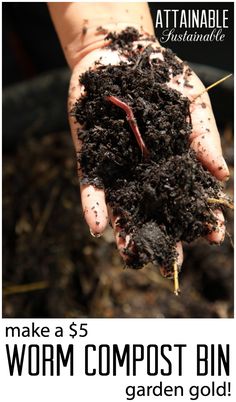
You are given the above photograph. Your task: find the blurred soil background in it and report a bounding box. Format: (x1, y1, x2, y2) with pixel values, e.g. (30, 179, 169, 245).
(2, 2, 234, 318)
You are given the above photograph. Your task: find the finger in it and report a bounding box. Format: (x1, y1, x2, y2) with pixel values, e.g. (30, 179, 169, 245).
(186, 73, 229, 181)
(168, 68, 229, 181)
(191, 133, 229, 181)
(81, 184, 108, 235)
(189, 94, 229, 181)
(176, 241, 184, 267)
(206, 209, 225, 244)
(159, 242, 184, 274)
(109, 208, 132, 260)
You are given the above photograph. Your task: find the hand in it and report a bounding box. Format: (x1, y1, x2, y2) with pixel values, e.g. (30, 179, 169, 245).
(68, 37, 229, 269)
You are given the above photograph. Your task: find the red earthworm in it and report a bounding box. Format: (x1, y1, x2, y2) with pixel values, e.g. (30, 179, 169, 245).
(106, 95, 149, 158)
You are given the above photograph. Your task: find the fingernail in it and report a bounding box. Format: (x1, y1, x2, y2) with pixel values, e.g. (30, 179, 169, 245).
(223, 174, 230, 182)
(90, 228, 103, 238)
(217, 155, 229, 176)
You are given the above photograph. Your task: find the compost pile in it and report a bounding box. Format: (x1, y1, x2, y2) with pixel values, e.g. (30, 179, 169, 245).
(73, 28, 224, 274)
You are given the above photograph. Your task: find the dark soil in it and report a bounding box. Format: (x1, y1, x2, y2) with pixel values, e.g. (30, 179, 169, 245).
(72, 28, 225, 274)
